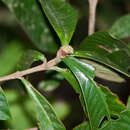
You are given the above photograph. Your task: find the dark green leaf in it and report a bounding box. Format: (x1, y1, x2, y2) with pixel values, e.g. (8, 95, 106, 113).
(0, 87, 11, 120)
(100, 86, 126, 115)
(63, 56, 110, 130)
(0, 41, 24, 76)
(73, 122, 90, 130)
(17, 49, 46, 71)
(21, 78, 65, 130)
(100, 110, 130, 130)
(109, 14, 130, 39)
(76, 31, 130, 77)
(39, 0, 78, 45)
(55, 67, 80, 93)
(2, 0, 58, 53)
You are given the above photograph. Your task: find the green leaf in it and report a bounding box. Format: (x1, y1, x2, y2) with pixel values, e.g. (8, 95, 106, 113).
(109, 14, 130, 39)
(75, 31, 130, 77)
(21, 78, 65, 130)
(73, 122, 90, 130)
(55, 67, 80, 93)
(0, 41, 24, 76)
(39, 0, 78, 45)
(100, 110, 130, 130)
(127, 95, 130, 109)
(100, 86, 126, 115)
(0, 87, 11, 120)
(2, 0, 58, 53)
(63, 56, 110, 130)
(17, 49, 46, 71)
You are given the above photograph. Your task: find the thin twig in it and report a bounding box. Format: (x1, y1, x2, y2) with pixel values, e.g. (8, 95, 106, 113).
(0, 57, 59, 82)
(88, 0, 98, 35)
(0, 45, 74, 83)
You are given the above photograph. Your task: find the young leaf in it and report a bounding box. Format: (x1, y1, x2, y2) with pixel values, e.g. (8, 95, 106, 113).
(109, 14, 130, 39)
(2, 0, 58, 53)
(62, 56, 110, 130)
(0, 87, 11, 120)
(21, 78, 65, 130)
(73, 122, 90, 130)
(75, 31, 130, 77)
(0, 41, 24, 76)
(17, 50, 46, 71)
(100, 110, 130, 130)
(39, 0, 78, 45)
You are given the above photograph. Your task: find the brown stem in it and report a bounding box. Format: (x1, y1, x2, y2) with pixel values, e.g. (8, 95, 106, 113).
(0, 57, 59, 82)
(88, 0, 98, 35)
(0, 45, 74, 83)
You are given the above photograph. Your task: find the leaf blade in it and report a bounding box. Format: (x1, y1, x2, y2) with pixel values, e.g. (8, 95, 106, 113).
(0, 87, 11, 120)
(73, 122, 90, 130)
(21, 78, 65, 130)
(2, 0, 58, 53)
(100, 86, 126, 115)
(63, 56, 110, 130)
(109, 14, 130, 39)
(76, 31, 130, 77)
(17, 49, 46, 71)
(39, 0, 78, 45)
(101, 110, 130, 130)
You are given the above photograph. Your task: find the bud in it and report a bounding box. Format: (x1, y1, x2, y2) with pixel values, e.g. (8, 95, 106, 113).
(57, 45, 74, 58)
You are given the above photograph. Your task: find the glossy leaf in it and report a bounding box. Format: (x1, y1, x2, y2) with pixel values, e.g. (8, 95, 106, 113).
(17, 49, 46, 71)
(63, 56, 110, 130)
(109, 14, 130, 39)
(0, 87, 11, 120)
(73, 122, 90, 130)
(100, 86, 126, 115)
(55, 67, 80, 93)
(21, 78, 65, 130)
(39, 0, 78, 45)
(2, 0, 58, 53)
(76, 31, 130, 77)
(0, 41, 24, 76)
(100, 110, 130, 130)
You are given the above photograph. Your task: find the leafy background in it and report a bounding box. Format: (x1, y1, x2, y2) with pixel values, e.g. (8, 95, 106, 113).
(0, 0, 130, 129)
